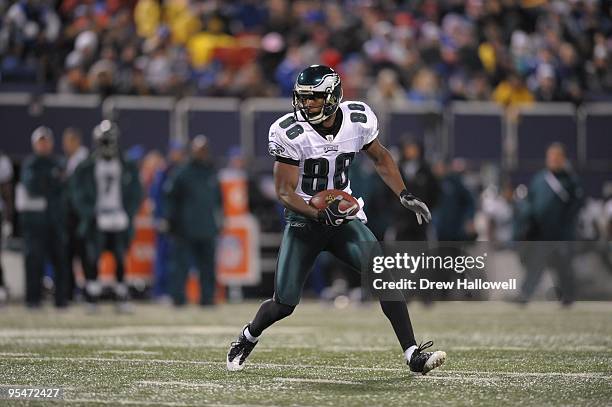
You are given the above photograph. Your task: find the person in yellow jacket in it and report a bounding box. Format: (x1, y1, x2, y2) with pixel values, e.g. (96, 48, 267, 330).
(492, 72, 534, 109)
(187, 16, 236, 69)
(134, 0, 161, 39)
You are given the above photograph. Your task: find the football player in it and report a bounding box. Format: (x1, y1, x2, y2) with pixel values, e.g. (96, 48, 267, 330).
(71, 120, 142, 312)
(227, 65, 446, 375)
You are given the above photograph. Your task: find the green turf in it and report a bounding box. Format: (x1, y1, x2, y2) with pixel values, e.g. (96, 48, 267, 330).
(0, 301, 611, 406)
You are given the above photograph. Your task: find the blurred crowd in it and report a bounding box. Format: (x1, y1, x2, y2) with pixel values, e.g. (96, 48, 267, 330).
(0, 122, 611, 309)
(1, 0, 612, 105)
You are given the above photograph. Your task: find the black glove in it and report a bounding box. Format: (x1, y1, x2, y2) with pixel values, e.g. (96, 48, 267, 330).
(317, 196, 357, 227)
(399, 189, 432, 225)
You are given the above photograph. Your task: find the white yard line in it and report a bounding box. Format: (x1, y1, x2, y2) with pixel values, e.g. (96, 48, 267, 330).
(450, 345, 612, 352)
(0, 352, 38, 357)
(98, 350, 161, 356)
(0, 326, 308, 338)
(445, 370, 612, 379)
(0, 355, 402, 372)
(1, 355, 611, 380)
(275, 377, 361, 385)
(61, 398, 280, 407)
(419, 376, 500, 386)
(137, 380, 222, 388)
(63, 399, 196, 406)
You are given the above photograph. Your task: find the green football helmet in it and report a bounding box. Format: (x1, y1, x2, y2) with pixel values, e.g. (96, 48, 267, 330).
(292, 65, 343, 124)
(92, 119, 120, 159)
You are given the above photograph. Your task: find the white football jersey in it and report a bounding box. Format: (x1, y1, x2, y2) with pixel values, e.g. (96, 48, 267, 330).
(268, 101, 379, 222)
(95, 158, 128, 231)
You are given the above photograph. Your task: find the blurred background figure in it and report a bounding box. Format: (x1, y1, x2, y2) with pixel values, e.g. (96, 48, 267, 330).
(17, 127, 68, 308)
(71, 120, 142, 312)
(150, 139, 185, 301)
(492, 72, 534, 109)
(517, 143, 584, 306)
(62, 127, 90, 301)
(395, 138, 439, 241)
(432, 159, 476, 242)
(605, 184, 612, 247)
(0, 150, 14, 305)
(407, 68, 442, 105)
(164, 135, 222, 307)
(367, 68, 407, 108)
(481, 178, 516, 246)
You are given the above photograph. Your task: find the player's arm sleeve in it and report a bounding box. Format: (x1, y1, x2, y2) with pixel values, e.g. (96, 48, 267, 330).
(268, 127, 300, 166)
(361, 104, 379, 151)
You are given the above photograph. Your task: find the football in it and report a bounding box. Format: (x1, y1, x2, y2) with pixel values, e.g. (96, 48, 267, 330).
(309, 189, 360, 215)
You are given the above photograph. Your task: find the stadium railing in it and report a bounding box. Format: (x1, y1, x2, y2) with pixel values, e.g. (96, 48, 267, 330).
(0, 93, 609, 195)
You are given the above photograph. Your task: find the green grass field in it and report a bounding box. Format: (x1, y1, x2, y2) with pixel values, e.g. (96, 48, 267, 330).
(0, 301, 611, 406)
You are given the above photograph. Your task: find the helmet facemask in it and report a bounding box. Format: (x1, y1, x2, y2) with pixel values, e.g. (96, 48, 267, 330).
(93, 120, 120, 160)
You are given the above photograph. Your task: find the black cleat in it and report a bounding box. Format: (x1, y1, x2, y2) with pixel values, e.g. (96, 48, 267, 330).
(408, 341, 447, 375)
(226, 324, 258, 371)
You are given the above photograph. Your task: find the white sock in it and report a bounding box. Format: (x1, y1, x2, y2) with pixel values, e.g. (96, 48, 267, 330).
(243, 326, 259, 343)
(86, 281, 102, 297)
(115, 283, 128, 298)
(404, 345, 417, 362)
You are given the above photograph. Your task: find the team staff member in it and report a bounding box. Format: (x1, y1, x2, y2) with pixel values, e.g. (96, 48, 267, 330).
(18, 127, 69, 308)
(518, 143, 584, 306)
(150, 140, 185, 300)
(163, 135, 222, 307)
(63, 127, 90, 300)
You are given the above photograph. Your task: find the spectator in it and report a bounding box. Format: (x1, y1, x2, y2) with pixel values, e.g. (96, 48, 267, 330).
(557, 43, 585, 98)
(533, 64, 565, 102)
(275, 45, 304, 97)
(1, 0, 61, 81)
(134, 0, 161, 39)
(17, 127, 68, 308)
(492, 71, 534, 109)
(367, 68, 407, 108)
(87, 46, 117, 97)
(517, 143, 584, 306)
(73, 30, 99, 72)
(187, 16, 236, 70)
(586, 33, 612, 99)
(466, 73, 492, 101)
(407, 68, 442, 105)
(164, 135, 222, 307)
